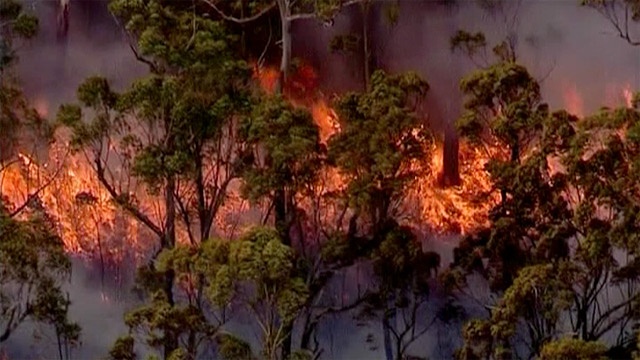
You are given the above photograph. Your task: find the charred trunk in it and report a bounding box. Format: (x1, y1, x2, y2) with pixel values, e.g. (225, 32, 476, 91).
(362, 2, 372, 91)
(382, 297, 395, 360)
(56, 0, 70, 42)
(441, 124, 460, 187)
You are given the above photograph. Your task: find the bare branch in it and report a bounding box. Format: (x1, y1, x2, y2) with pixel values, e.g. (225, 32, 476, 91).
(287, 12, 317, 21)
(588, 0, 640, 46)
(110, 13, 160, 72)
(9, 150, 69, 218)
(201, 0, 276, 24)
(92, 152, 163, 237)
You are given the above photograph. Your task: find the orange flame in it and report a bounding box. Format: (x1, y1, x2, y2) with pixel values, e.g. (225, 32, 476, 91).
(562, 82, 584, 118)
(1, 142, 156, 261)
(252, 63, 495, 234)
(1, 63, 538, 261)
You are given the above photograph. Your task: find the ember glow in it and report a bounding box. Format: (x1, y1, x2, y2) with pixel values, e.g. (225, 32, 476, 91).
(562, 81, 584, 117)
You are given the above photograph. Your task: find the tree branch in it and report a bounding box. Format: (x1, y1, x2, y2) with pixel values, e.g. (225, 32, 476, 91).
(287, 12, 317, 21)
(201, 0, 276, 24)
(9, 150, 69, 218)
(110, 13, 160, 72)
(92, 152, 163, 237)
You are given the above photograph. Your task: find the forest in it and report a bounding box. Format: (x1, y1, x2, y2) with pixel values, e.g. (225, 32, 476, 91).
(2, 0, 640, 359)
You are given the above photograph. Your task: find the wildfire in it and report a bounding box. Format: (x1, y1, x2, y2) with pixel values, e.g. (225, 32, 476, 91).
(409, 141, 498, 234)
(563, 82, 584, 118)
(0, 145, 155, 262)
(6, 62, 592, 262)
(252, 62, 496, 234)
(563, 80, 634, 117)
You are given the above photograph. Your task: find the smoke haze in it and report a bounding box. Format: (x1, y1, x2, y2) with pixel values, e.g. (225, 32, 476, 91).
(7, 0, 640, 358)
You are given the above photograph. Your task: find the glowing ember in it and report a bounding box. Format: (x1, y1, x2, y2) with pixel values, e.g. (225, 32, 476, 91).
(33, 97, 49, 118)
(310, 98, 340, 143)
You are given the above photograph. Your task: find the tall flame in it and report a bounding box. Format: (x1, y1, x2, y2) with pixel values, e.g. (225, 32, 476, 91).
(12, 64, 631, 260)
(562, 82, 584, 117)
(252, 62, 495, 234)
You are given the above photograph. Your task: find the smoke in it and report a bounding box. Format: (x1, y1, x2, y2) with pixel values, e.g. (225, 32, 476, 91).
(293, 0, 640, 127)
(3, 258, 135, 359)
(8, 0, 640, 358)
(15, 0, 145, 113)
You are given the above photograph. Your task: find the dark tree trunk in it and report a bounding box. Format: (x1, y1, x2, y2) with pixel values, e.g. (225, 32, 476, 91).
(441, 123, 460, 187)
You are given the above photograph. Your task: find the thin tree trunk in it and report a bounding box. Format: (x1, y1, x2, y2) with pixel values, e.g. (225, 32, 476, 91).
(382, 296, 394, 360)
(163, 172, 178, 358)
(442, 125, 460, 187)
(277, 5, 295, 359)
(362, 2, 371, 91)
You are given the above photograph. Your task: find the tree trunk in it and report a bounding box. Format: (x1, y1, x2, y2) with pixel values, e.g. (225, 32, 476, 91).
(362, 2, 371, 91)
(275, 2, 291, 94)
(163, 175, 178, 359)
(441, 123, 460, 187)
(441, 6, 461, 188)
(382, 296, 395, 360)
(277, 5, 295, 359)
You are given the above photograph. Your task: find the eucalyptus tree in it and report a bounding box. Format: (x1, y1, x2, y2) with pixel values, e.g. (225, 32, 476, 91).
(326, 69, 435, 360)
(59, 1, 252, 358)
(0, 1, 79, 355)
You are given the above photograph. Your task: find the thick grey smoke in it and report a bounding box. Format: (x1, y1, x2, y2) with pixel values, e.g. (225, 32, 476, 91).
(4, 258, 136, 359)
(294, 0, 640, 129)
(16, 0, 145, 112)
(8, 0, 640, 358)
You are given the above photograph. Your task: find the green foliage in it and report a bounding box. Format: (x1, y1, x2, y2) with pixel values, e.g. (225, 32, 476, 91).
(121, 285, 220, 356)
(457, 61, 546, 159)
(60, 1, 255, 358)
(382, 1, 400, 27)
(358, 224, 441, 359)
(456, 319, 493, 360)
(453, 58, 640, 358)
(239, 96, 321, 204)
(0, 0, 53, 162)
(0, 1, 78, 349)
(450, 30, 487, 57)
(0, 202, 79, 344)
(329, 70, 431, 225)
(288, 349, 313, 360)
(157, 227, 309, 359)
(0, 0, 38, 70)
(330, 34, 360, 54)
(457, 263, 577, 358)
(62, 0, 252, 189)
(539, 338, 607, 360)
(109, 336, 137, 360)
(216, 333, 255, 360)
(371, 225, 440, 293)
